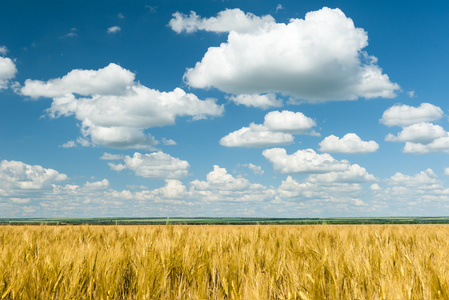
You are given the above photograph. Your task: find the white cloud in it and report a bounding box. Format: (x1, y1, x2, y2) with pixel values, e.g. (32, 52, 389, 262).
(372, 169, 449, 207)
(306, 164, 376, 183)
(242, 163, 264, 175)
(264, 110, 316, 134)
(277, 175, 365, 205)
(385, 122, 447, 144)
(61, 140, 77, 148)
(407, 90, 415, 98)
(0, 160, 67, 192)
(445, 168, 449, 176)
(319, 133, 379, 154)
(275, 4, 284, 12)
(263, 148, 349, 174)
(380, 103, 443, 127)
(107, 26, 121, 33)
(190, 165, 275, 202)
(220, 123, 294, 148)
(227, 93, 283, 109)
(0, 52, 17, 90)
(100, 153, 124, 160)
(371, 183, 382, 191)
(162, 138, 177, 145)
(181, 7, 399, 102)
(403, 137, 449, 154)
(108, 151, 190, 179)
(84, 179, 110, 190)
(169, 8, 276, 34)
(220, 110, 316, 148)
(0, 46, 8, 55)
(21, 63, 223, 149)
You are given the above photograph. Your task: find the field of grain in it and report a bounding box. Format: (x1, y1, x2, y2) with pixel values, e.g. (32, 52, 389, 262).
(1, 225, 449, 299)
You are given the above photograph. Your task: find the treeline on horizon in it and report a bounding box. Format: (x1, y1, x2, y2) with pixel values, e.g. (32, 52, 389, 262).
(2, 216, 449, 225)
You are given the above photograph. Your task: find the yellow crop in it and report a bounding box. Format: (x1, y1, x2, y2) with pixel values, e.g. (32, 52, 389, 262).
(1, 225, 448, 299)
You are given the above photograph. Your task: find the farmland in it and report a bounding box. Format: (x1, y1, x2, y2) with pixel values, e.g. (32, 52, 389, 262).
(1, 225, 449, 299)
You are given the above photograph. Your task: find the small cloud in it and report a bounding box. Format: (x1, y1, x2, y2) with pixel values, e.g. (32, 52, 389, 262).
(407, 90, 415, 98)
(145, 5, 157, 13)
(107, 26, 121, 34)
(370, 183, 382, 191)
(118, 12, 125, 19)
(61, 140, 77, 148)
(10, 198, 31, 204)
(60, 28, 78, 38)
(0, 46, 8, 56)
(241, 163, 264, 175)
(445, 168, 449, 176)
(162, 138, 177, 146)
(76, 137, 92, 147)
(275, 4, 284, 12)
(100, 153, 124, 160)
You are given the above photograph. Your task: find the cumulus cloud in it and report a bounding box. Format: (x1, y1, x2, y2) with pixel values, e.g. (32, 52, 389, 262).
(264, 110, 316, 134)
(190, 165, 275, 202)
(277, 175, 366, 206)
(372, 169, 449, 209)
(263, 148, 350, 174)
(381, 103, 449, 154)
(84, 179, 110, 190)
(242, 163, 264, 175)
(306, 164, 376, 183)
(21, 63, 223, 149)
(107, 151, 190, 179)
(0, 160, 67, 192)
(319, 133, 379, 153)
(227, 93, 283, 109)
(0, 47, 17, 90)
(403, 137, 449, 154)
(380, 103, 443, 127)
(220, 110, 316, 147)
(179, 7, 399, 102)
(169, 8, 276, 34)
(220, 123, 294, 148)
(385, 123, 447, 144)
(445, 168, 449, 176)
(107, 26, 121, 33)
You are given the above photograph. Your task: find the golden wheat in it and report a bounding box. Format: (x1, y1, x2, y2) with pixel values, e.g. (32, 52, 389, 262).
(1, 225, 449, 299)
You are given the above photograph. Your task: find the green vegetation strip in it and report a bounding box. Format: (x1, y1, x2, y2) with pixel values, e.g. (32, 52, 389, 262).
(1, 217, 449, 225)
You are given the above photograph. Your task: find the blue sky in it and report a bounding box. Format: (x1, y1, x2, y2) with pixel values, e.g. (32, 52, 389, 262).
(1, 0, 449, 218)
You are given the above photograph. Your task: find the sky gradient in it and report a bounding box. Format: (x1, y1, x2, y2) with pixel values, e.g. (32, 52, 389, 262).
(1, 0, 449, 218)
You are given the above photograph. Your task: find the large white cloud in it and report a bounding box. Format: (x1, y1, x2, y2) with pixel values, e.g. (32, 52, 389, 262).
(262, 148, 350, 174)
(380, 103, 444, 127)
(0, 160, 67, 192)
(0, 47, 17, 90)
(107, 151, 190, 179)
(169, 8, 276, 34)
(21, 63, 223, 149)
(319, 133, 379, 153)
(177, 7, 399, 102)
(385, 123, 447, 144)
(220, 110, 316, 147)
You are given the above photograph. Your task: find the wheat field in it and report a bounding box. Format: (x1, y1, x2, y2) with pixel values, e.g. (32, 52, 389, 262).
(1, 225, 449, 299)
